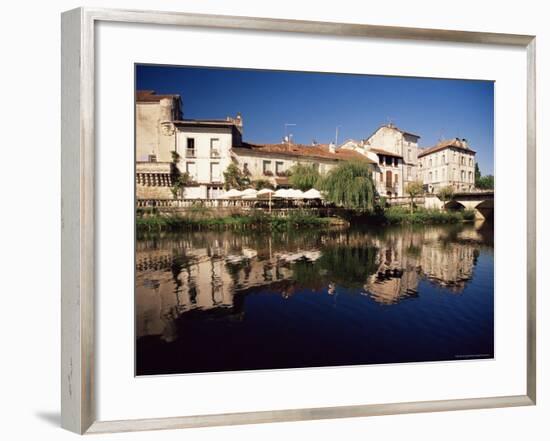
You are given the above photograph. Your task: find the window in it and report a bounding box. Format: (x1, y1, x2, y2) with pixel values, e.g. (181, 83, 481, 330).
(468, 171, 473, 182)
(210, 138, 220, 158)
(276, 161, 284, 175)
(429, 158, 433, 167)
(469, 158, 473, 167)
(148, 154, 157, 162)
(186, 162, 197, 180)
(385, 156, 392, 166)
(379, 155, 384, 165)
(243, 163, 250, 175)
(461, 170, 465, 181)
(380, 172, 383, 182)
(394, 174, 399, 185)
(429, 171, 433, 182)
(442, 154, 446, 164)
(186, 138, 195, 158)
(407, 149, 411, 161)
(393, 157, 398, 167)
(211, 162, 221, 182)
(263, 160, 273, 175)
(461, 156, 466, 165)
(407, 166, 411, 179)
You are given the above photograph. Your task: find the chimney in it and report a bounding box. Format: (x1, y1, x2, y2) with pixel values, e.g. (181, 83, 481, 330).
(329, 142, 336, 154)
(159, 97, 173, 122)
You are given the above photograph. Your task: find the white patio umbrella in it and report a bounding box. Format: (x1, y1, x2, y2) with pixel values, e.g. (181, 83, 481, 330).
(221, 189, 243, 198)
(257, 188, 275, 197)
(302, 188, 323, 199)
(288, 189, 305, 199)
(274, 188, 291, 198)
(257, 188, 275, 212)
(241, 188, 258, 197)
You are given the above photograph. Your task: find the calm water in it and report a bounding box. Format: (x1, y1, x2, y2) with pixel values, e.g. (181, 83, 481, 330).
(136, 223, 494, 375)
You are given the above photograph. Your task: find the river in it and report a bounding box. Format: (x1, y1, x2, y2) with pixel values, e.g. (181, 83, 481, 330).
(136, 222, 494, 375)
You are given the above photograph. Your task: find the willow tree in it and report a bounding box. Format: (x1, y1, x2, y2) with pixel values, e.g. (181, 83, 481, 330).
(321, 161, 376, 210)
(288, 163, 321, 191)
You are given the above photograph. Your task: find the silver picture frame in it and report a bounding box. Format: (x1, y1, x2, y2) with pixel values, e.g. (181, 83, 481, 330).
(61, 7, 536, 435)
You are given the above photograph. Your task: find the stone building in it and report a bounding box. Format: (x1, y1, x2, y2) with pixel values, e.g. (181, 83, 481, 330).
(340, 123, 420, 197)
(135, 90, 477, 200)
(136, 90, 244, 199)
(232, 142, 370, 188)
(417, 138, 476, 193)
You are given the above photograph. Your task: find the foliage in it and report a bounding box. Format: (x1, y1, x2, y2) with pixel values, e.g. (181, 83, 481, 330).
(404, 180, 424, 213)
(475, 164, 494, 190)
(475, 163, 481, 183)
(476, 175, 494, 190)
(251, 179, 275, 191)
(169, 150, 191, 199)
(223, 163, 250, 191)
(136, 211, 331, 233)
(438, 185, 455, 205)
(383, 207, 463, 224)
(320, 161, 376, 210)
(288, 163, 322, 191)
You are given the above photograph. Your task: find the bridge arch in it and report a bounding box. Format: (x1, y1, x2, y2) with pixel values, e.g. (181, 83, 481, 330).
(444, 200, 466, 211)
(474, 199, 494, 221)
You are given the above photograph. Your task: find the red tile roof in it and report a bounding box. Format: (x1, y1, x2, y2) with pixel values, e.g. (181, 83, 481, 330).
(136, 90, 181, 102)
(418, 138, 476, 158)
(233, 143, 375, 163)
(369, 148, 403, 158)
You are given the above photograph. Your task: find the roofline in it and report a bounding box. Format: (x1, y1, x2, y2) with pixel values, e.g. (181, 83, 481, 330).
(418, 144, 476, 158)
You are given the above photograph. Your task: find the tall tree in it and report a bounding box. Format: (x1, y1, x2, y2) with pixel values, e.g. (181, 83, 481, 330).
(320, 161, 376, 210)
(474, 163, 481, 184)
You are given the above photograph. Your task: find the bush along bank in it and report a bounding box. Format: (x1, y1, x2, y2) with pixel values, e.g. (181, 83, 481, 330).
(136, 210, 335, 233)
(359, 206, 476, 225)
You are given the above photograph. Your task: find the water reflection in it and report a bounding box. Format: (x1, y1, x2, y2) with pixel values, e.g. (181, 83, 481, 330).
(136, 222, 494, 374)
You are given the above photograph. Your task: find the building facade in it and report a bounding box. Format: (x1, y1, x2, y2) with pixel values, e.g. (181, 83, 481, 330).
(417, 138, 476, 193)
(135, 91, 477, 200)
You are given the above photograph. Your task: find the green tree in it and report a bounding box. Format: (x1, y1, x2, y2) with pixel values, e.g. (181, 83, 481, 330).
(288, 163, 322, 191)
(320, 161, 376, 210)
(223, 163, 250, 190)
(169, 151, 191, 199)
(405, 181, 424, 214)
(474, 163, 481, 184)
(438, 185, 455, 210)
(476, 175, 494, 189)
(251, 179, 275, 191)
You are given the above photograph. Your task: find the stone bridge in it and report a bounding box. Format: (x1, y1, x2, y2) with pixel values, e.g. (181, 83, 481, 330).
(426, 191, 494, 220)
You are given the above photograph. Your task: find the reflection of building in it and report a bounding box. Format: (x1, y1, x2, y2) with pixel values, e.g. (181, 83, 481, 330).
(364, 228, 478, 304)
(137, 227, 484, 340)
(136, 91, 477, 200)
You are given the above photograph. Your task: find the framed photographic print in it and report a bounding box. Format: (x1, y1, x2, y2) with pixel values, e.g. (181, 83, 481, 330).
(61, 7, 536, 434)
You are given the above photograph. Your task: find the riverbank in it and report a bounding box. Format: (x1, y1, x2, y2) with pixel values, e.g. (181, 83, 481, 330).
(366, 206, 476, 225)
(136, 210, 341, 232)
(136, 207, 475, 232)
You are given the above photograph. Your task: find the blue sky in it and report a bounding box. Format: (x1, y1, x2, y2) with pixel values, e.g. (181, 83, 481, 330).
(136, 65, 494, 175)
